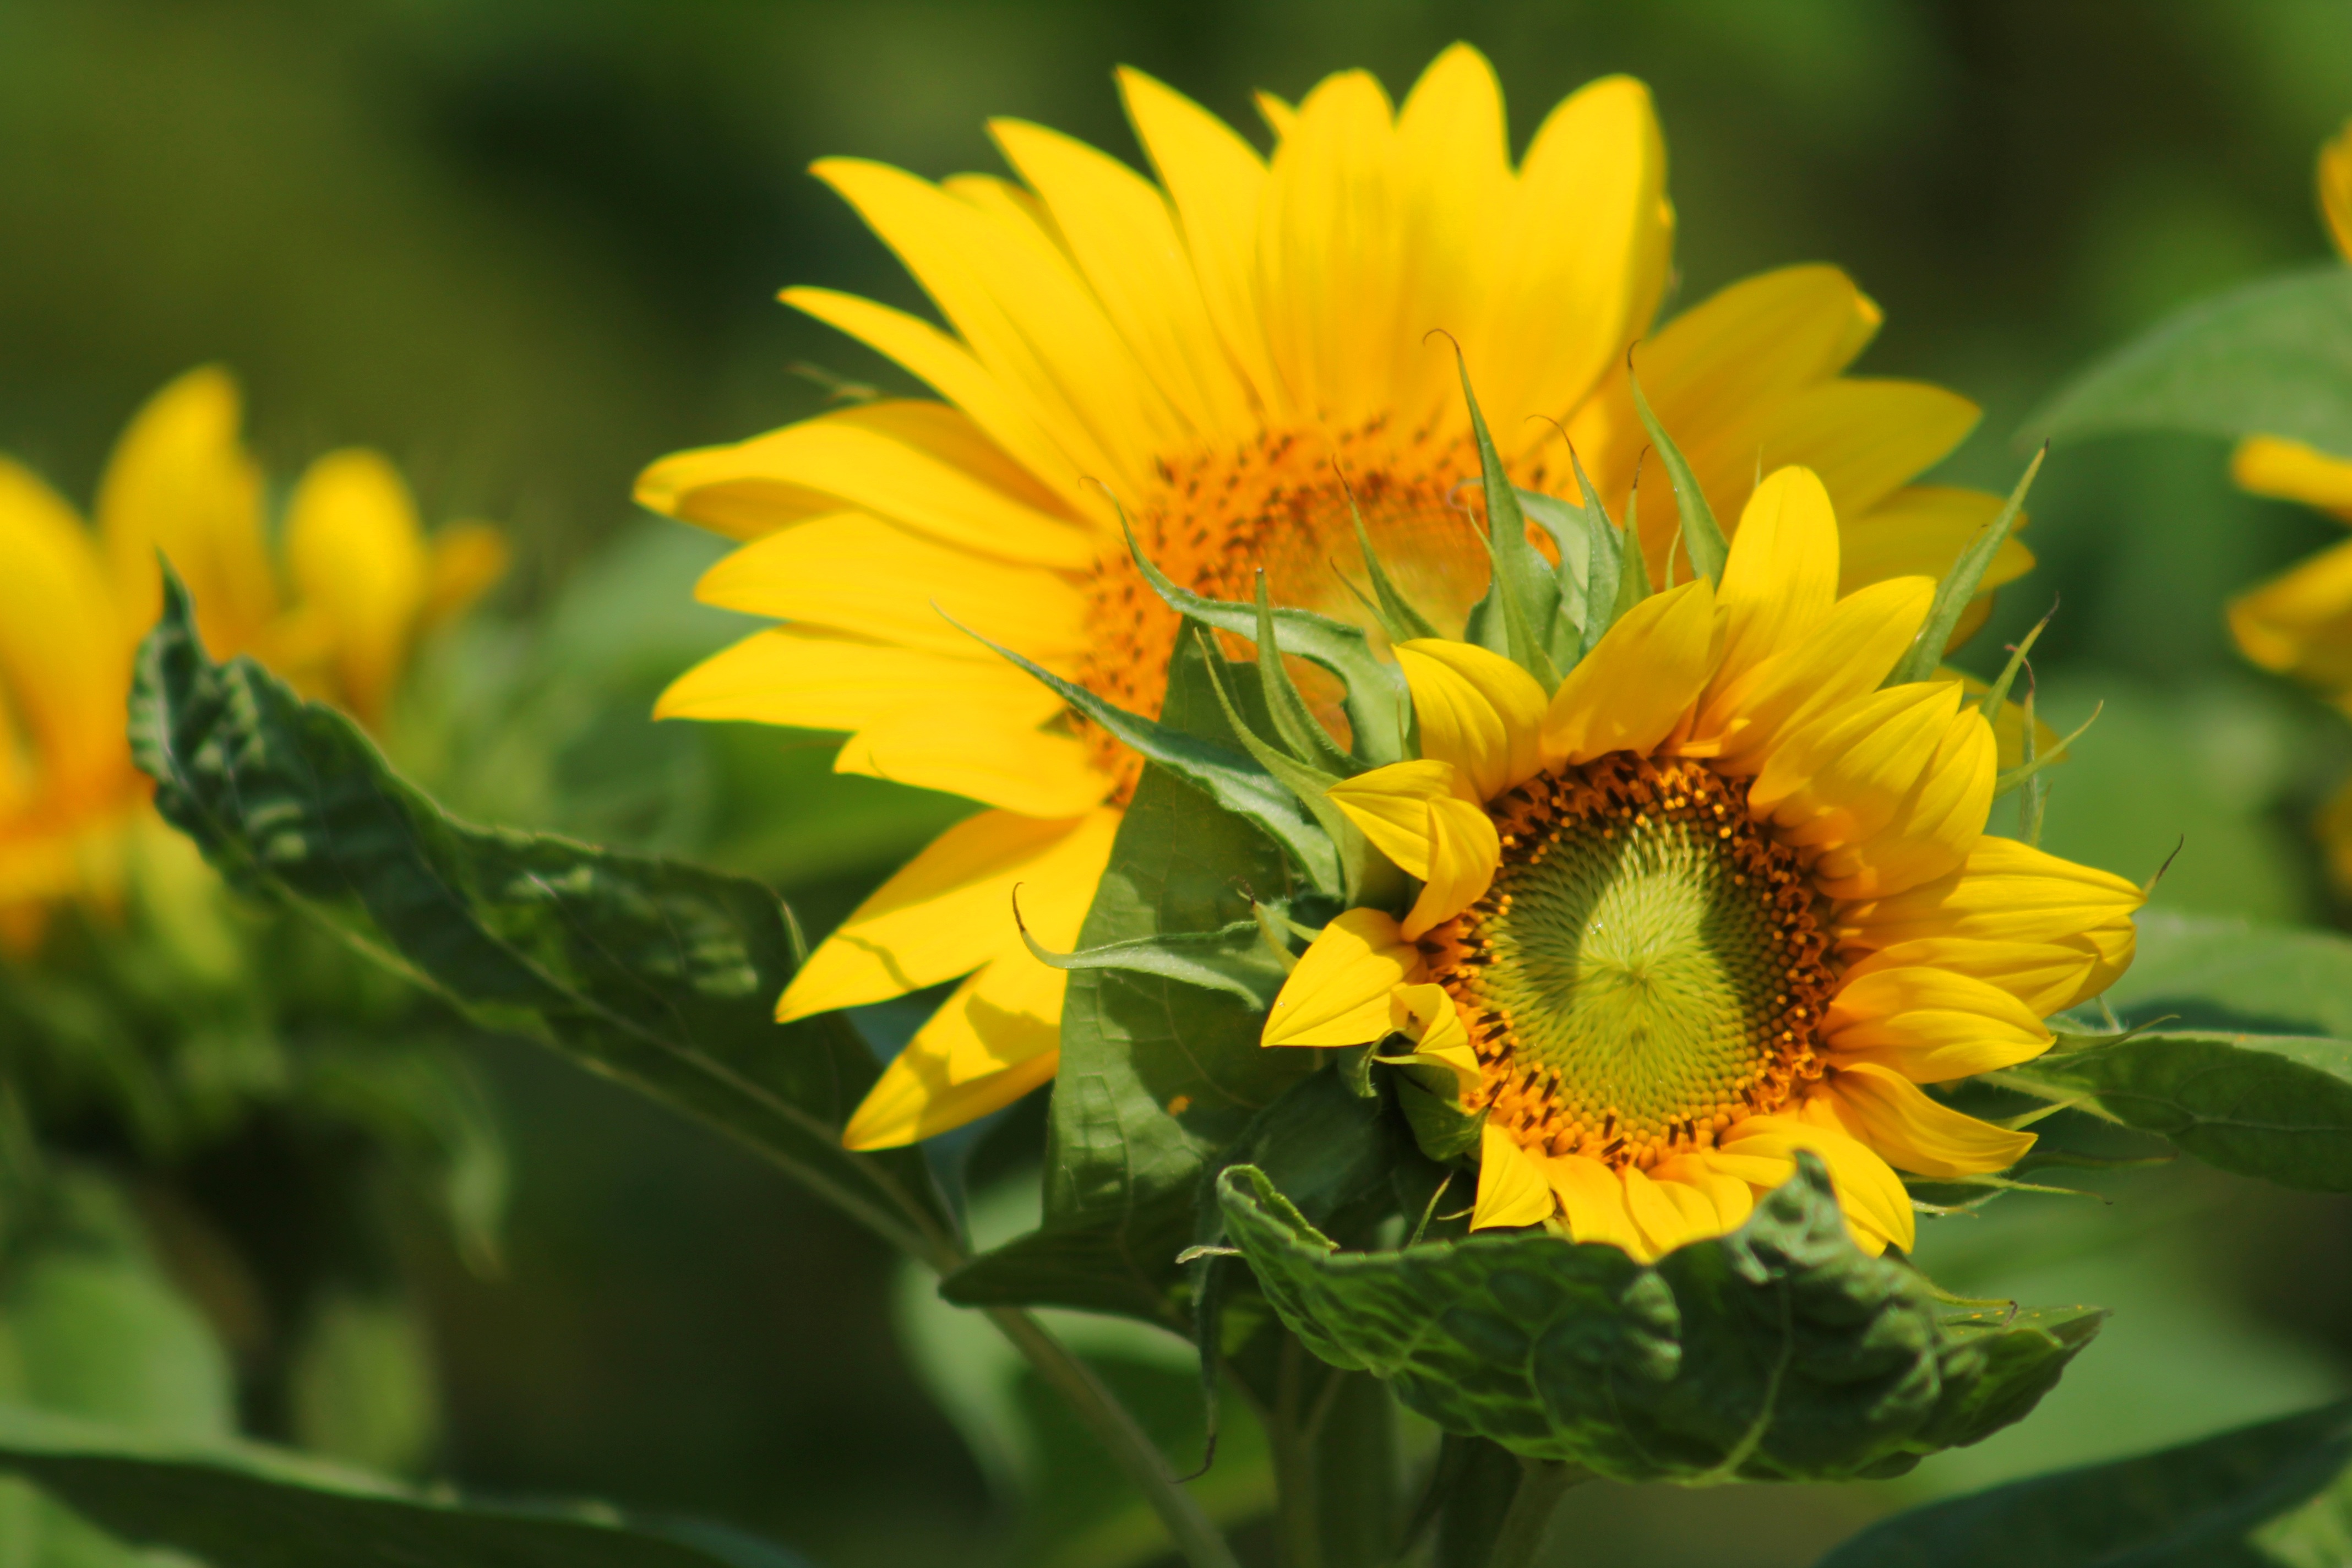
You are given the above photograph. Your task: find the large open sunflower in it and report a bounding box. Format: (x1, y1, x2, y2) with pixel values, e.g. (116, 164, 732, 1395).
(0, 367, 506, 947)
(1260, 465, 2139, 1258)
(644, 45, 2036, 1150)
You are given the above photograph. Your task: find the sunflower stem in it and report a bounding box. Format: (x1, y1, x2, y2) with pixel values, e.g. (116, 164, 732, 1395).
(1482, 1457, 1589, 1568)
(983, 1305, 1243, 1568)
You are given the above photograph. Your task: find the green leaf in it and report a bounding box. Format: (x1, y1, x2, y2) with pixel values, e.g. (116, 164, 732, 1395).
(1450, 348, 1562, 689)
(1218, 1156, 2099, 1482)
(2029, 265, 2352, 457)
(949, 612, 1342, 893)
(949, 638, 1319, 1322)
(127, 570, 954, 1265)
(2108, 910, 2352, 1039)
(1816, 1398, 2352, 1568)
(2023, 1031, 2352, 1192)
(1628, 368, 1728, 586)
(0, 1403, 810, 1568)
(1117, 513, 1411, 766)
(1887, 447, 2044, 686)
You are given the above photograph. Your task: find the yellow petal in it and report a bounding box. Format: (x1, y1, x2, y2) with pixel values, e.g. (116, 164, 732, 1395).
(1388, 982, 1481, 1094)
(1472, 1124, 1556, 1229)
(1710, 465, 1839, 699)
(1325, 759, 1466, 879)
(96, 367, 276, 659)
(1749, 681, 1960, 852)
(1542, 1153, 1648, 1258)
(1542, 579, 1718, 767)
(841, 958, 1064, 1148)
(1620, 1164, 1717, 1256)
(656, 627, 1060, 736)
(836, 709, 1110, 819)
(282, 449, 429, 726)
(1823, 966, 2052, 1082)
(1396, 45, 1512, 431)
(0, 460, 132, 801)
(1834, 834, 2146, 956)
(1719, 1115, 1914, 1254)
(1401, 795, 1501, 940)
(1810, 705, 1995, 901)
(419, 523, 510, 633)
(1396, 639, 1547, 802)
(695, 512, 1086, 658)
(2229, 534, 2352, 688)
(1702, 577, 1935, 770)
(1815, 1064, 2035, 1180)
(1652, 1153, 1755, 1234)
(1115, 67, 1279, 412)
(1756, 378, 1979, 523)
(1839, 935, 2109, 1020)
(780, 808, 1118, 1018)
(1262, 908, 1423, 1047)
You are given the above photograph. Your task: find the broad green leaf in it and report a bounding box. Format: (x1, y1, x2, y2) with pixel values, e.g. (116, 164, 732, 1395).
(1627, 369, 1728, 585)
(2029, 265, 2352, 458)
(1219, 1156, 2099, 1482)
(1816, 1398, 2352, 1568)
(2107, 910, 2352, 1039)
(0, 1403, 810, 1568)
(950, 639, 1318, 1322)
(128, 572, 954, 1265)
(2024, 1031, 2352, 1191)
(953, 616, 1342, 892)
(1118, 514, 1411, 766)
(1886, 448, 2043, 686)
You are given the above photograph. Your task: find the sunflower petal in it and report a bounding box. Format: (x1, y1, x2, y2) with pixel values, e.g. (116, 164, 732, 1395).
(1396, 639, 1547, 800)
(1262, 907, 1422, 1047)
(282, 449, 429, 725)
(1543, 578, 1718, 767)
(841, 959, 1063, 1148)
(1542, 1153, 1648, 1258)
(1473, 1124, 1557, 1229)
(1815, 1063, 2035, 1179)
(1401, 794, 1502, 939)
(1325, 759, 1465, 878)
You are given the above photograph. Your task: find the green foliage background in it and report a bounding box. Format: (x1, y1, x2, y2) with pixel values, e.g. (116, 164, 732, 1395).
(9, 1, 2352, 1564)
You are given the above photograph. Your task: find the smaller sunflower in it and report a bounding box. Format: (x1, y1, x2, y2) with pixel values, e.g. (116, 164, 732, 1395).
(0, 366, 507, 946)
(2226, 121, 2352, 883)
(1259, 465, 2140, 1259)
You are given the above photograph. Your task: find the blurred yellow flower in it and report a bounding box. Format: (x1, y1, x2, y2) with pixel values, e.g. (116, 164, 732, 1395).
(642, 44, 2035, 1150)
(1261, 468, 2140, 1259)
(2228, 122, 2352, 884)
(0, 366, 506, 948)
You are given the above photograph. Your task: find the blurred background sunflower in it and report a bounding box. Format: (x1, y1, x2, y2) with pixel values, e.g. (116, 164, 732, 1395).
(8, 4, 2352, 1566)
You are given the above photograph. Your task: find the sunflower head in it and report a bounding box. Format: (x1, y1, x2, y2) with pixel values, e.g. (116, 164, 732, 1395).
(1255, 450, 2139, 1262)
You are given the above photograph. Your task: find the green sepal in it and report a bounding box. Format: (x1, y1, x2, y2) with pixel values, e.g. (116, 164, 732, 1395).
(1016, 912, 1288, 1010)
(1218, 1154, 2100, 1481)
(1449, 344, 1563, 690)
(946, 610, 1342, 892)
(1610, 468, 1653, 630)
(1344, 493, 1443, 645)
(1992, 700, 2100, 798)
(1117, 510, 1411, 765)
(1886, 448, 2044, 685)
(127, 568, 955, 1266)
(1517, 488, 1589, 671)
(1977, 602, 2054, 721)
(1251, 571, 1355, 775)
(1816, 1398, 2352, 1568)
(1627, 367, 1728, 585)
(1564, 443, 1636, 655)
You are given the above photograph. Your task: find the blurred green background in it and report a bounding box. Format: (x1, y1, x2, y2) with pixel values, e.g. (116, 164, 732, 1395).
(9, 1, 2352, 1564)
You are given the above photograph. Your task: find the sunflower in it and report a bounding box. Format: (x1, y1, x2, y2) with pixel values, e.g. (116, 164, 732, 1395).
(0, 366, 507, 947)
(1259, 465, 2139, 1259)
(2224, 122, 2352, 884)
(643, 44, 2036, 1151)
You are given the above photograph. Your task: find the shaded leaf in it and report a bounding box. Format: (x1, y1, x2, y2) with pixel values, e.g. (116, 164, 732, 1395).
(1019, 917, 1288, 1011)
(2108, 910, 2352, 1039)
(1816, 1398, 2352, 1568)
(0, 1403, 811, 1568)
(128, 571, 954, 1264)
(2029, 265, 2352, 458)
(1219, 1156, 2098, 1482)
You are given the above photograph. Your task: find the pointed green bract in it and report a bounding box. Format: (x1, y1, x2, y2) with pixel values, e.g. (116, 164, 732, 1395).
(1449, 342, 1563, 690)
(1566, 444, 1630, 656)
(1993, 701, 2100, 798)
(1253, 572, 1354, 776)
(1628, 365, 1728, 585)
(1117, 509, 1410, 765)
(1346, 493, 1442, 645)
(1610, 470, 1653, 631)
(1016, 912, 1289, 1010)
(1888, 447, 2045, 686)
(1978, 605, 2054, 721)
(945, 611, 1342, 892)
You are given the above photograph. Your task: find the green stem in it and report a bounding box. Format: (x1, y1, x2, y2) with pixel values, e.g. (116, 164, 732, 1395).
(984, 1305, 1243, 1568)
(1484, 1459, 1588, 1568)
(1309, 1371, 1396, 1567)
(1269, 1335, 1325, 1568)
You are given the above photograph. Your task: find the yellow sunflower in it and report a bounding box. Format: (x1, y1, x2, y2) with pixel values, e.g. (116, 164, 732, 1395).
(642, 44, 2035, 1151)
(2225, 122, 2352, 884)
(0, 366, 507, 948)
(1260, 466, 2139, 1259)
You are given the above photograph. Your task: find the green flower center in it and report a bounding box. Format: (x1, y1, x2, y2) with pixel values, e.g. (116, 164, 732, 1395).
(1431, 753, 1832, 1170)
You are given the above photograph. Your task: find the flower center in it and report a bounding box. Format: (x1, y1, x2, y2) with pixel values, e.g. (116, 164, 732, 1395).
(1074, 422, 1563, 791)
(1429, 753, 1833, 1170)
